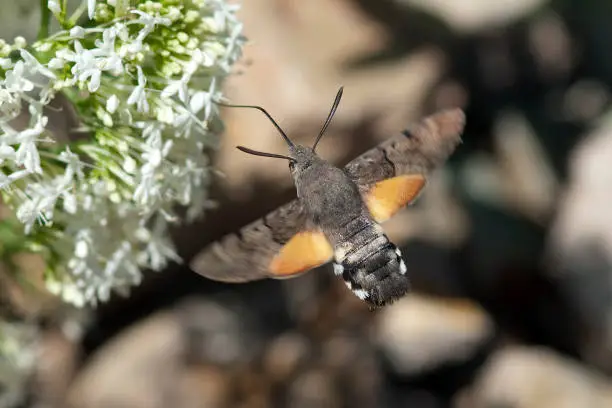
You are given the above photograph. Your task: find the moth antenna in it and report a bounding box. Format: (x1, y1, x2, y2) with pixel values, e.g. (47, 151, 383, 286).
(312, 86, 344, 152)
(216, 101, 295, 148)
(236, 146, 297, 163)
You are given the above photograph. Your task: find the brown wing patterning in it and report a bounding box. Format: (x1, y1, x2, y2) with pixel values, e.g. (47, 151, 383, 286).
(345, 109, 464, 189)
(189, 199, 307, 282)
(346, 108, 465, 215)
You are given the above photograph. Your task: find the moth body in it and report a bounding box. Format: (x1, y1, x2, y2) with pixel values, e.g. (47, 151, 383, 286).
(289, 145, 410, 307)
(190, 86, 464, 310)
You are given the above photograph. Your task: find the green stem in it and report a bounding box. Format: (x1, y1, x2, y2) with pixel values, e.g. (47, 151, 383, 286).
(68, 2, 88, 27)
(37, 0, 51, 40)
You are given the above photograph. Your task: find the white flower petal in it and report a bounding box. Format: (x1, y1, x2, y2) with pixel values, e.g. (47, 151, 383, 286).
(190, 91, 208, 113)
(20, 50, 56, 79)
(106, 94, 119, 113)
(88, 70, 101, 92)
(48, 0, 61, 14)
(70, 26, 86, 39)
(88, 0, 96, 19)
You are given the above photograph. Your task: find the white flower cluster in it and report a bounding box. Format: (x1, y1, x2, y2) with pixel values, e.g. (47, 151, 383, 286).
(0, 0, 244, 306)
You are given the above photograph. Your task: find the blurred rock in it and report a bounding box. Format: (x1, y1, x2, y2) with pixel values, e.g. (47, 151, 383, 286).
(0, 253, 57, 319)
(375, 294, 494, 376)
(528, 12, 576, 83)
(494, 110, 559, 222)
(32, 326, 80, 408)
(404, 0, 546, 33)
(322, 332, 381, 408)
(456, 346, 612, 408)
(562, 80, 609, 123)
(175, 298, 262, 366)
(65, 298, 260, 408)
(286, 368, 340, 408)
(549, 110, 612, 268)
(460, 110, 559, 223)
(65, 310, 186, 408)
(0, 208, 57, 320)
(262, 333, 310, 384)
(546, 109, 612, 371)
(175, 365, 231, 408)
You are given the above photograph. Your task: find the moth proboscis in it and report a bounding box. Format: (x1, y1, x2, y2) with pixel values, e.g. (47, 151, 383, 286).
(190, 87, 465, 307)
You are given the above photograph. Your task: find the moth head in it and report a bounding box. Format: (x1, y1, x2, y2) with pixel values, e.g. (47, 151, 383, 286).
(216, 87, 344, 174)
(284, 144, 315, 176)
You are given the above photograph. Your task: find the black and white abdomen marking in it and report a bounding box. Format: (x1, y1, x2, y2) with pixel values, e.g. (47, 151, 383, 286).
(332, 220, 410, 307)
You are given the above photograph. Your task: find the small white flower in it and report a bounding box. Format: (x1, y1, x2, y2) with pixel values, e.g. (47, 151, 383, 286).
(39, 83, 57, 105)
(106, 94, 119, 113)
(140, 121, 163, 147)
(185, 48, 208, 73)
(48, 57, 65, 69)
(88, 0, 97, 20)
(4, 61, 34, 92)
(0, 87, 21, 116)
(119, 107, 133, 124)
(0, 144, 16, 164)
(124, 10, 171, 53)
(143, 217, 180, 269)
(47, 280, 87, 308)
(127, 66, 148, 113)
(69, 26, 86, 39)
(0, 57, 13, 69)
(113, 22, 129, 42)
(1, 115, 47, 145)
(58, 147, 85, 182)
(93, 28, 123, 75)
(62, 191, 77, 214)
(130, 10, 172, 36)
(16, 141, 43, 174)
(20, 49, 56, 79)
(48, 0, 61, 14)
(62, 41, 102, 92)
(190, 91, 211, 114)
(1, 116, 48, 175)
(103, 241, 131, 277)
(133, 173, 157, 206)
(156, 101, 174, 124)
(75, 240, 88, 258)
(0, 169, 30, 190)
(123, 156, 137, 173)
(161, 79, 188, 103)
(16, 183, 59, 232)
(14, 36, 27, 49)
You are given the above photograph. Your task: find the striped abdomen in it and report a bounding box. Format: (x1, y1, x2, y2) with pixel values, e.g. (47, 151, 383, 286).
(331, 217, 410, 307)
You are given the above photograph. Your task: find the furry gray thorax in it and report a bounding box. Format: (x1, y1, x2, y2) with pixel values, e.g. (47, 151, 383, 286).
(288, 145, 410, 307)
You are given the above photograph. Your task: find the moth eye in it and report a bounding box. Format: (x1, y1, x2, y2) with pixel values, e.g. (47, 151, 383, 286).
(289, 162, 295, 171)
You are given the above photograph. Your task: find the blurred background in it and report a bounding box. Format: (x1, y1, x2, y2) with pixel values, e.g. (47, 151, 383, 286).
(3, 0, 612, 407)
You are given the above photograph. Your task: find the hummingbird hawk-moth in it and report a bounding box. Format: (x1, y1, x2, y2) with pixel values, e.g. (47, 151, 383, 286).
(190, 87, 465, 307)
